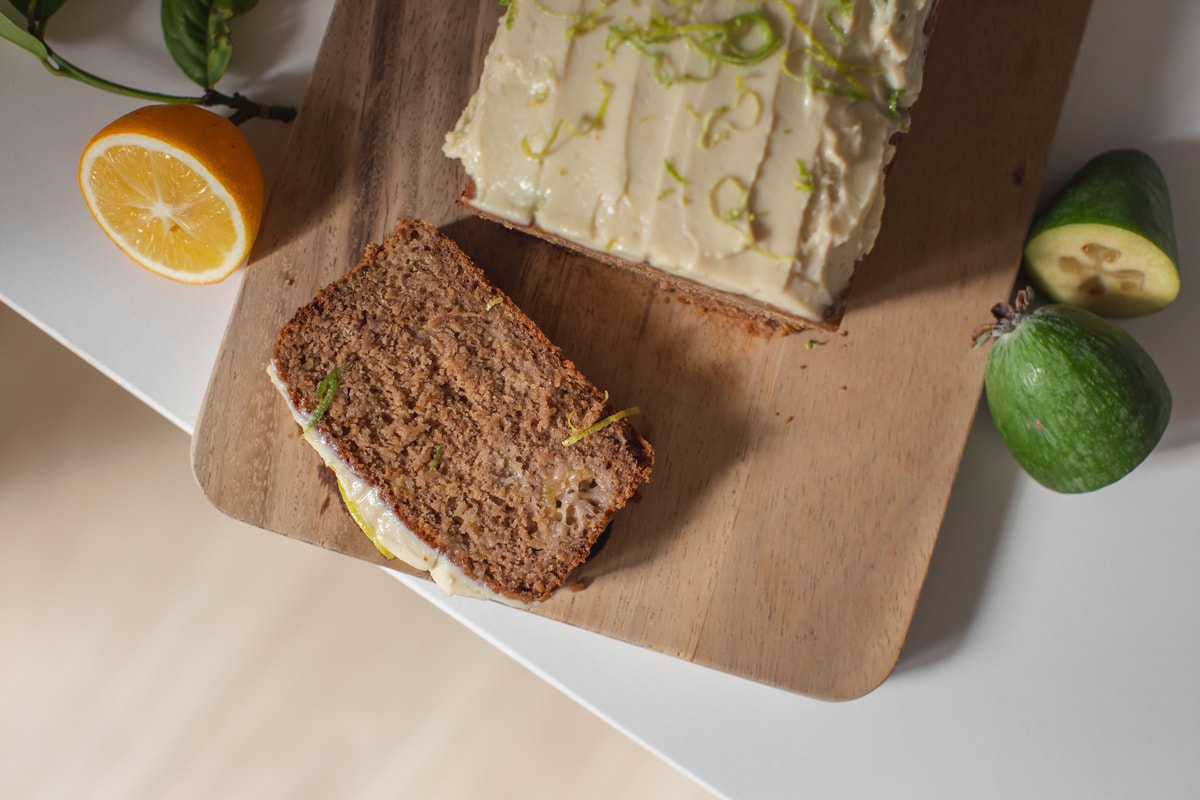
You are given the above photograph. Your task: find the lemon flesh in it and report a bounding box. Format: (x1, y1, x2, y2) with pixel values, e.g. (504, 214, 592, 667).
(336, 478, 396, 560)
(80, 135, 247, 283)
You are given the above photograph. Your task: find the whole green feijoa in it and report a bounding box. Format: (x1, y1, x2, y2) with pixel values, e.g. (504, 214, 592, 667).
(974, 290, 1171, 493)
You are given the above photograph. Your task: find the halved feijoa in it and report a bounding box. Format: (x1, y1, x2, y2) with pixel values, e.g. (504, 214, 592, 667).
(975, 290, 1171, 493)
(1024, 149, 1180, 317)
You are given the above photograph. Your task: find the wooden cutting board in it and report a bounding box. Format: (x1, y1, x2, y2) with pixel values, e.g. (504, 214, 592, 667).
(192, 0, 1091, 700)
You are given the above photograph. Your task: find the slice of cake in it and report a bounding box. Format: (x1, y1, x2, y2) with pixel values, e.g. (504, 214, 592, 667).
(269, 220, 653, 606)
(444, 0, 937, 330)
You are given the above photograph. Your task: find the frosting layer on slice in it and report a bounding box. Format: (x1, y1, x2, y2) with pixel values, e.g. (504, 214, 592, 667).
(269, 362, 533, 608)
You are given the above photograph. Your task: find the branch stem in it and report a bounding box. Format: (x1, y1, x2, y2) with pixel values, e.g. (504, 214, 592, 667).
(37, 42, 295, 123)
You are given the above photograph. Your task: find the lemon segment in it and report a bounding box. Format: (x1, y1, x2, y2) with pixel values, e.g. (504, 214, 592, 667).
(337, 477, 396, 560)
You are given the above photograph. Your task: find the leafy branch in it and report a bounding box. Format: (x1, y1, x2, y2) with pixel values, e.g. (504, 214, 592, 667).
(0, 0, 295, 123)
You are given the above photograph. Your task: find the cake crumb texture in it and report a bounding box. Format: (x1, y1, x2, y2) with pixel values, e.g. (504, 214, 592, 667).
(273, 220, 653, 602)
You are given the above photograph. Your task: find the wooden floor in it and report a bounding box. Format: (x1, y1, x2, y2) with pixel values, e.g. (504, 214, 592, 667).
(0, 304, 713, 800)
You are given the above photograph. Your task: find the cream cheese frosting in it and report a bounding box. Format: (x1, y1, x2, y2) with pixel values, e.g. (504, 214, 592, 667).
(268, 362, 532, 608)
(444, 0, 935, 323)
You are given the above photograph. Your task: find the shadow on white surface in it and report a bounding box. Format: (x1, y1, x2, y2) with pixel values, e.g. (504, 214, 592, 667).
(236, 73, 315, 188)
(1043, 0, 1200, 190)
(894, 403, 1020, 672)
(224, 0, 314, 189)
(1119, 140, 1200, 450)
(36, 1, 153, 52)
(897, 0, 1200, 673)
(224, 0, 307, 86)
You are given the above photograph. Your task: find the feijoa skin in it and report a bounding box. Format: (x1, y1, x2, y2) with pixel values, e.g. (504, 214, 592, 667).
(981, 299, 1171, 493)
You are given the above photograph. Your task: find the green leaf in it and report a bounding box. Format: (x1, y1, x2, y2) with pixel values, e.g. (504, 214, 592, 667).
(9, 0, 71, 24)
(0, 11, 48, 58)
(161, 0, 211, 87)
(161, 0, 257, 89)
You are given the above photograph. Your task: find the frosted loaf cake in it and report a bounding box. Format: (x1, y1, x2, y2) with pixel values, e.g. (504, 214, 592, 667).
(444, 0, 937, 329)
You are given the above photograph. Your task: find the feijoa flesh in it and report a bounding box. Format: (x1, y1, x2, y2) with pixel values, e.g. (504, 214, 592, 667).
(1024, 149, 1180, 317)
(976, 290, 1171, 493)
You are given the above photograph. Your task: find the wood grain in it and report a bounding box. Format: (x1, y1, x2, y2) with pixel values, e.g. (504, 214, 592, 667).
(192, 0, 1092, 700)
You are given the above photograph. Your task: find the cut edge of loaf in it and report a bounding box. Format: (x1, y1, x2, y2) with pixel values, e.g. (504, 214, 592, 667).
(270, 219, 654, 605)
(458, 185, 839, 337)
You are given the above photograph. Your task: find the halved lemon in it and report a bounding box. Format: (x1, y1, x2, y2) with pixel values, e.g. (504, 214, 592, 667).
(78, 104, 265, 284)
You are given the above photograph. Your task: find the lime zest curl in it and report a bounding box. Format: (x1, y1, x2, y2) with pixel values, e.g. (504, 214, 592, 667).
(794, 159, 814, 192)
(535, 0, 611, 38)
(563, 407, 641, 447)
(692, 75, 763, 148)
(429, 443, 445, 472)
(607, 8, 782, 87)
(303, 366, 343, 436)
(823, 0, 856, 44)
(499, 0, 516, 30)
(708, 175, 794, 261)
(521, 78, 613, 160)
(664, 158, 690, 184)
